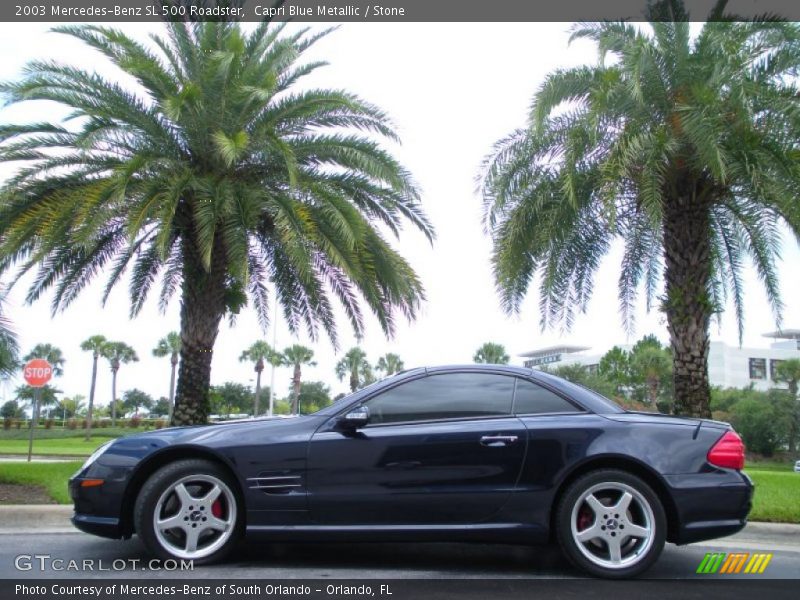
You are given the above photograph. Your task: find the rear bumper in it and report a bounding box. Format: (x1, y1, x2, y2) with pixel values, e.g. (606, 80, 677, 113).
(666, 470, 753, 545)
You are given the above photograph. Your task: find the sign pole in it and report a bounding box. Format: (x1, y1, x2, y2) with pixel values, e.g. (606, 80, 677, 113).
(27, 387, 40, 463)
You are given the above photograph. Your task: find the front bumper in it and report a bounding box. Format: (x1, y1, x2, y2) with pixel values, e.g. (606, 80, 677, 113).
(666, 470, 753, 545)
(71, 513, 123, 539)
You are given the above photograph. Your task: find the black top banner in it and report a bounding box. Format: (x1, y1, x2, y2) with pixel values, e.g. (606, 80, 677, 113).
(5, 0, 800, 23)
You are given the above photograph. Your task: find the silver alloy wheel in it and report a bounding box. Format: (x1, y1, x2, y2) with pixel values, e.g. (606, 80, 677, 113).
(152, 474, 237, 560)
(569, 481, 655, 570)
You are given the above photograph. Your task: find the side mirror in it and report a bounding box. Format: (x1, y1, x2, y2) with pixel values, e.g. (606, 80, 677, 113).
(340, 405, 369, 429)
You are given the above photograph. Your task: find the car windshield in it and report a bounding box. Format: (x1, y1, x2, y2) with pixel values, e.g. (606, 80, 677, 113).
(308, 375, 400, 416)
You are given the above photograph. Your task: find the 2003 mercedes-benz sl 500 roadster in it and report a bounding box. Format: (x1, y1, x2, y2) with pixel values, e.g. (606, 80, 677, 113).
(70, 365, 752, 578)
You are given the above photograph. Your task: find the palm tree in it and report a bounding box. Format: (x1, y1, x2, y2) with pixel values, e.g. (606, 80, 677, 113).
(152, 332, 181, 423)
(101, 341, 138, 426)
(280, 345, 316, 415)
(239, 341, 278, 417)
(481, 1, 800, 417)
(0, 22, 433, 426)
(80, 335, 107, 440)
(473, 342, 510, 365)
(775, 358, 800, 453)
(22, 344, 65, 376)
(0, 285, 19, 378)
(375, 353, 404, 377)
(335, 347, 373, 393)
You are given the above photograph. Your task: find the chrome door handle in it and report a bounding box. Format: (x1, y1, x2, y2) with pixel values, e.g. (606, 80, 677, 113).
(480, 435, 518, 447)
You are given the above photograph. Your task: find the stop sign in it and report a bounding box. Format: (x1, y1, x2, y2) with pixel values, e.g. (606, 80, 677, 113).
(23, 359, 53, 388)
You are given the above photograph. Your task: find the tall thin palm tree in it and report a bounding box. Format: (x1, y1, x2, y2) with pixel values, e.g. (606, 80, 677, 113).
(335, 347, 373, 393)
(0, 22, 433, 425)
(375, 352, 405, 377)
(239, 341, 278, 417)
(280, 345, 316, 415)
(473, 342, 510, 365)
(101, 341, 138, 426)
(80, 335, 107, 440)
(152, 332, 181, 424)
(481, 1, 800, 417)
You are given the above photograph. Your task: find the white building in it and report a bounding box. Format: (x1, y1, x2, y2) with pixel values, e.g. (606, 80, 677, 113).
(519, 330, 800, 391)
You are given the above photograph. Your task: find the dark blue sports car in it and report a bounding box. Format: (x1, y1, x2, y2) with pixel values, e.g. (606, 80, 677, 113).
(70, 365, 752, 578)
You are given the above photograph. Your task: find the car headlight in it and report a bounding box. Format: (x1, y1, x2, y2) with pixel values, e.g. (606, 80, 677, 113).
(80, 440, 114, 472)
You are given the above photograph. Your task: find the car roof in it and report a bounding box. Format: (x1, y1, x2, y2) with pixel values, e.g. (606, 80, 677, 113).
(314, 363, 623, 416)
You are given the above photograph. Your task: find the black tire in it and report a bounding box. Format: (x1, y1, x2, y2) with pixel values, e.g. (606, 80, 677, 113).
(134, 459, 243, 564)
(555, 469, 666, 579)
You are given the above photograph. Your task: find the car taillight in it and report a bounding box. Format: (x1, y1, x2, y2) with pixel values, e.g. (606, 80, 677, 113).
(707, 430, 745, 470)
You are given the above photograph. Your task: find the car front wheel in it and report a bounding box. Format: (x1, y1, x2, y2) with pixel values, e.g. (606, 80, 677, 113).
(555, 469, 666, 578)
(134, 459, 242, 564)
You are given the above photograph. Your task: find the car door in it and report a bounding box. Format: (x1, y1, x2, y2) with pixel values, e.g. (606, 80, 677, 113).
(307, 371, 528, 525)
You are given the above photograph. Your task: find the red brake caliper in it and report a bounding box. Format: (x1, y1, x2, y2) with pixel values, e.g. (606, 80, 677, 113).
(211, 498, 224, 518)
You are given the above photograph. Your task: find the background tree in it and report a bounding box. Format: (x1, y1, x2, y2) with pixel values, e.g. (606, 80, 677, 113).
(151, 396, 171, 418)
(598, 347, 630, 396)
(15, 384, 61, 420)
(80, 335, 107, 440)
(774, 358, 800, 453)
(295, 381, 333, 414)
(336, 347, 373, 392)
(473, 342, 510, 365)
(481, 1, 800, 417)
(375, 353, 405, 377)
(22, 344, 64, 421)
(101, 341, 138, 426)
(58, 395, 86, 420)
(0, 285, 19, 378)
(122, 388, 154, 417)
(1, 399, 21, 420)
(281, 345, 316, 415)
(0, 22, 433, 426)
(152, 332, 181, 423)
(209, 382, 255, 419)
(628, 336, 673, 409)
(544, 364, 618, 402)
(22, 344, 65, 376)
(239, 341, 278, 417)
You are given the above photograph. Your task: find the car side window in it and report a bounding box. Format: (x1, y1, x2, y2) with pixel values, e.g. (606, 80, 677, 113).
(365, 373, 515, 424)
(514, 379, 581, 414)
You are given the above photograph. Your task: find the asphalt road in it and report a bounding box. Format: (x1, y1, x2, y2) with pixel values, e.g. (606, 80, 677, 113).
(0, 532, 797, 579)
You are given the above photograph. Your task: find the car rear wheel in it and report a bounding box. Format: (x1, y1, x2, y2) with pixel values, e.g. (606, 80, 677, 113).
(134, 459, 242, 564)
(555, 469, 666, 578)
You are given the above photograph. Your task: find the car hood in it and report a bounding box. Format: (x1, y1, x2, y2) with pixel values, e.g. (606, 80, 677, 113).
(108, 415, 321, 453)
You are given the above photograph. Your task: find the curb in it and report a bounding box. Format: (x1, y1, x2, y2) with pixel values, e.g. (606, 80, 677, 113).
(0, 506, 798, 541)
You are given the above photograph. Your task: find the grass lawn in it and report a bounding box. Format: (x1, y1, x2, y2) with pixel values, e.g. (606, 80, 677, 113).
(0, 427, 133, 441)
(0, 437, 115, 456)
(746, 469, 800, 523)
(0, 461, 82, 504)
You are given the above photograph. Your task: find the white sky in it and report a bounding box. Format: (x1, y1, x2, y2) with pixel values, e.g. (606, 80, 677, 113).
(0, 22, 798, 405)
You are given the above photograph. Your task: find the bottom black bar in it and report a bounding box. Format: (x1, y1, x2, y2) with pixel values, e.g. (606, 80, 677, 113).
(1, 579, 799, 600)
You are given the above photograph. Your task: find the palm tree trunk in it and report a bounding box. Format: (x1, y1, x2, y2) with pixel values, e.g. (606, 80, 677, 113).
(172, 232, 228, 426)
(663, 191, 713, 418)
(168, 354, 177, 423)
(350, 369, 358, 393)
(85, 354, 97, 441)
(254, 367, 262, 417)
(111, 367, 118, 427)
(291, 364, 301, 415)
